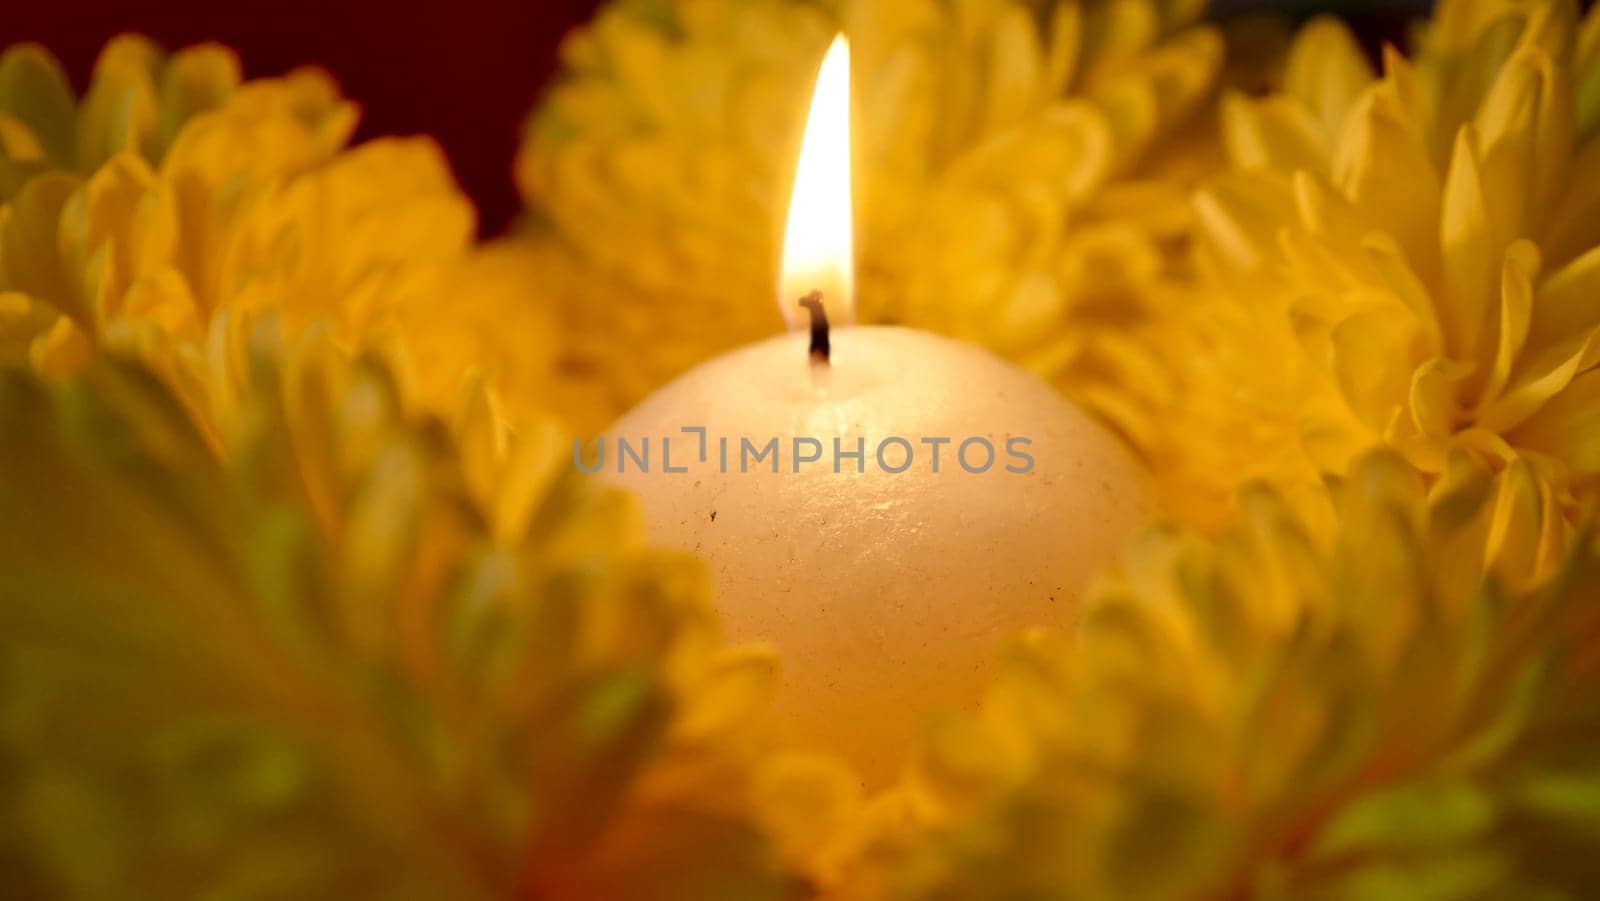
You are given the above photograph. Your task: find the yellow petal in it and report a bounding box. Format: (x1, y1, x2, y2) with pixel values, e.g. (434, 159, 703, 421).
(1482, 455, 1553, 589)
(1221, 91, 1329, 173)
(1043, 1, 1082, 97)
(1429, 11, 1525, 163)
(1333, 83, 1441, 283)
(1330, 308, 1414, 431)
(117, 266, 201, 341)
(1292, 167, 1369, 245)
(28, 313, 91, 376)
(0, 172, 82, 321)
(59, 152, 165, 325)
(1509, 367, 1600, 478)
(451, 373, 517, 533)
(1361, 232, 1443, 350)
(74, 35, 162, 173)
(154, 44, 242, 157)
(754, 751, 863, 875)
(1438, 126, 1496, 361)
(980, 5, 1045, 136)
(0, 289, 57, 363)
(1480, 243, 1600, 432)
(1193, 171, 1296, 271)
(0, 43, 75, 167)
(1472, 48, 1572, 254)
(909, 711, 1018, 820)
(1514, 0, 1579, 67)
(1283, 16, 1376, 140)
(1410, 356, 1473, 438)
(1538, 123, 1600, 267)
(1080, 0, 1160, 75)
(1425, 447, 1495, 609)
(0, 111, 49, 186)
(674, 646, 780, 744)
(1480, 238, 1539, 407)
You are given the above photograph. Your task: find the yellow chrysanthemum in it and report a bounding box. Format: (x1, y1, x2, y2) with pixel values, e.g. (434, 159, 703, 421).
(0, 35, 307, 199)
(1150, 0, 1600, 553)
(0, 331, 814, 900)
(830, 452, 1600, 899)
(519, 0, 1226, 434)
(0, 37, 554, 441)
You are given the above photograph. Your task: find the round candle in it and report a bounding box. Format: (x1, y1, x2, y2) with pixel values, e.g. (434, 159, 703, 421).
(593, 34, 1149, 782)
(600, 326, 1149, 781)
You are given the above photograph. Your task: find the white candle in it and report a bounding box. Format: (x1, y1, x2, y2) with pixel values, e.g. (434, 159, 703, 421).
(601, 328, 1147, 781)
(594, 35, 1150, 783)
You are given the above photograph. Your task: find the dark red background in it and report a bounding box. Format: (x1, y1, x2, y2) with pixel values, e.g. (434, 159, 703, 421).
(0, 0, 604, 235)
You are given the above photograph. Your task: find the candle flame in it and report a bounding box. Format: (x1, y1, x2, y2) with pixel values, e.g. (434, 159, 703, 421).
(780, 34, 853, 329)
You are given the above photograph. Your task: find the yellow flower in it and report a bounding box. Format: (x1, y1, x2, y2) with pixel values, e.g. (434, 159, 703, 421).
(0, 331, 807, 900)
(0, 37, 554, 441)
(833, 452, 1600, 899)
(519, 0, 1226, 433)
(1153, 0, 1600, 557)
(0, 35, 334, 199)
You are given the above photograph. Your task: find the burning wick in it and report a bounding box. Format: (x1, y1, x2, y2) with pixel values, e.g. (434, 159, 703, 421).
(799, 291, 831, 365)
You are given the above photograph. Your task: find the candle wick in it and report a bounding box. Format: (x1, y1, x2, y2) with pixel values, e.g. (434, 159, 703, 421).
(798, 291, 831, 366)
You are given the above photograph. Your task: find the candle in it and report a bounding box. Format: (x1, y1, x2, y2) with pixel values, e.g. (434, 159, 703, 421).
(594, 35, 1150, 783)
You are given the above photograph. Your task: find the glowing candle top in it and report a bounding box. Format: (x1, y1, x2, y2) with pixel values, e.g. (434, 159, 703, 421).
(779, 34, 854, 330)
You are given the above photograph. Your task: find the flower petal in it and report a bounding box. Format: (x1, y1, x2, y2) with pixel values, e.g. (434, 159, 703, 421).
(1221, 90, 1329, 173)
(980, 5, 1046, 136)
(1410, 355, 1474, 438)
(0, 172, 82, 320)
(0, 43, 76, 167)
(1479, 242, 1600, 432)
(1479, 238, 1540, 407)
(1439, 126, 1496, 361)
(1334, 80, 1442, 285)
(74, 35, 162, 173)
(1509, 367, 1600, 479)
(1330, 308, 1415, 431)
(1283, 16, 1376, 140)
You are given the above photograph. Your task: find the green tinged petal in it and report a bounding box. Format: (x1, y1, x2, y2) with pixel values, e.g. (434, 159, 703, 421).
(836, 453, 1600, 900)
(0, 343, 803, 900)
(0, 45, 76, 167)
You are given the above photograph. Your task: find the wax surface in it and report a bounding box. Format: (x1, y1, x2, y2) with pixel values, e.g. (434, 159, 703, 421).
(602, 326, 1150, 783)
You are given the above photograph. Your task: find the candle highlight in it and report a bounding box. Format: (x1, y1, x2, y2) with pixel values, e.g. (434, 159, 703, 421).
(780, 34, 854, 328)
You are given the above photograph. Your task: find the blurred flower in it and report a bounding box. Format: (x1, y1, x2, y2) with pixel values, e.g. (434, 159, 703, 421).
(519, 0, 1227, 434)
(0, 35, 304, 199)
(1148, 0, 1600, 556)
(10, 7, 1600, 899)
(0, 330, 808, 900)
(0, 37, 555, 442)
(833, 452, 1600, 899)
